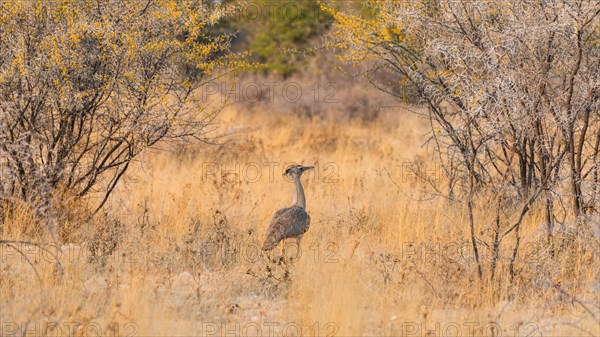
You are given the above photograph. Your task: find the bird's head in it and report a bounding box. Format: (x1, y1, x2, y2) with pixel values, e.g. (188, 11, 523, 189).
(284, 164, 314, 179)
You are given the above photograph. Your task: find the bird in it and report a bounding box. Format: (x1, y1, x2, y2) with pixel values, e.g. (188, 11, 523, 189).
(262, 164, 314, 253)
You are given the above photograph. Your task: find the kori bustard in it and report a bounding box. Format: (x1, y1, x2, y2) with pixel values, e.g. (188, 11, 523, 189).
(262, 164, 314, 252)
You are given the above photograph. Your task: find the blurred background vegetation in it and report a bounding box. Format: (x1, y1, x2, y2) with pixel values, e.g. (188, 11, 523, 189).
(217, 0, 373, 77)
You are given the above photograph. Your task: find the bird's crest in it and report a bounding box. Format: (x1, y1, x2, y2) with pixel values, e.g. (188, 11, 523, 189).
(284, 164, 303, 176)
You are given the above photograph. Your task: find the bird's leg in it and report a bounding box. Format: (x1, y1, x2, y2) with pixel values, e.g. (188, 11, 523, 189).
(294, 236, 303, 260)
(278, 240, 291, 266)
(285, 236, 303, 263)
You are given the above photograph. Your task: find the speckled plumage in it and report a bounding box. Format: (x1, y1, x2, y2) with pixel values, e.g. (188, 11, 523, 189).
(262, 206, 310, 251)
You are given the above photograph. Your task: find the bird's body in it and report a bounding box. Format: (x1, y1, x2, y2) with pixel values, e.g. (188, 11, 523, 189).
(262, 164, 314, 252)
(262, 206, 310, 251)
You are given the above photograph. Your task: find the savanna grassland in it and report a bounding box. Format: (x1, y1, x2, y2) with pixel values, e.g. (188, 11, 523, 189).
(1, 1, 599, 336)
(1, 95, 598, 336)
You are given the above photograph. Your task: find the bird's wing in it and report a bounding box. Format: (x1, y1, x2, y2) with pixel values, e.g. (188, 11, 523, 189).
(263, 207, 310, 250)
(262, 207, 304, 251)
(285, 207, 310, 238)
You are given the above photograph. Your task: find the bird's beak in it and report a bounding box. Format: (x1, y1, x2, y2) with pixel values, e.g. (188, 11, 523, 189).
(303, 166, 315, 171)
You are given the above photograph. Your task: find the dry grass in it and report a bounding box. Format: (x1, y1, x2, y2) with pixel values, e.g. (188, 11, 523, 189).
(1, 104, 599, 337)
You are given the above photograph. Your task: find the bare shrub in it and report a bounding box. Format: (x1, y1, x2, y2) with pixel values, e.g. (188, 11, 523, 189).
(326, 0, 600, 288)
(87, 218, 125, 268)
(0, 0, 242, 232)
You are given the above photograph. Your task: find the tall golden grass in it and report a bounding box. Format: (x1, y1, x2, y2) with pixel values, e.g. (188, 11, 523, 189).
(1, 103, 598, 337)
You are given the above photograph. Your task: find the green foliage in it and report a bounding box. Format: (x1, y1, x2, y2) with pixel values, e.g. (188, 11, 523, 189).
(241, 0, 333, 77)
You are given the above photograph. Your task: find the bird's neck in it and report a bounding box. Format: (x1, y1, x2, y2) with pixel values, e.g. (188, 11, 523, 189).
(291, 176, 306, 209)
